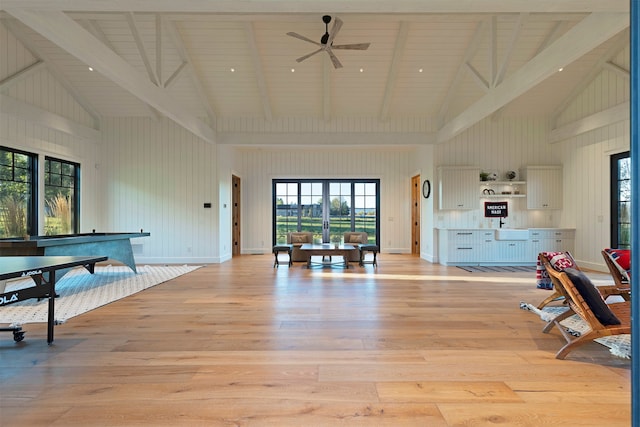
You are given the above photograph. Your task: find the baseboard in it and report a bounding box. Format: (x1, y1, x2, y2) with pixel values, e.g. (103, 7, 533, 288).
(134, 256, 222, 264)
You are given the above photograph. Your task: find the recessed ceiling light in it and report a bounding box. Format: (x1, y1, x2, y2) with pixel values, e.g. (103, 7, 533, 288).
(418, 68, 423, 73)
(88, 67, 94, 72)
(230, 68, 235, 73)
(360, 68, 364, 73)
(558, 67, 564, 72)
(291, 68, 295, 73)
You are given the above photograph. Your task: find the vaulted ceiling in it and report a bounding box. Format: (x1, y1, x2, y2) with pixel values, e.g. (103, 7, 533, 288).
(0, 1, 630, 145)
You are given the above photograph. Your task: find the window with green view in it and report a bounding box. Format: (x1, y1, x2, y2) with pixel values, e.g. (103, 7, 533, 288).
(0, 147, 37, 238)
(45, 157, 80, 235)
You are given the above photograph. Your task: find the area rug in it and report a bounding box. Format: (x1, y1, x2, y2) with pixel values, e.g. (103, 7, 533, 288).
(520, 301, 631, 359)
(0, 264, 201, 326)
(458, 265, 537, 273)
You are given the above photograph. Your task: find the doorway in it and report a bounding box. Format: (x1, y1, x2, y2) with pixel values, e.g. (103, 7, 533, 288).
(273, 179, 379, 245)
(232, 175, 241, 256)
(411, 175, 420, 255)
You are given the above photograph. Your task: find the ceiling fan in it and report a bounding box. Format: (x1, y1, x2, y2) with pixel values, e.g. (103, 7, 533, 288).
(286, 15, 370, 69)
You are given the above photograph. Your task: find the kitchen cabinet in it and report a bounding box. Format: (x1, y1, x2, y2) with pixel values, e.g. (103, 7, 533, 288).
(438, 228, 575, 265)
(526, 166, 563, 209)
(529, 229, 575, 258)
(438, 229, 495, 265)
(438, 166, 479, 210)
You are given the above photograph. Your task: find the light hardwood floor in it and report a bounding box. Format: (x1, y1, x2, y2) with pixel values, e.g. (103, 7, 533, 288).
(0, 254, 631, 426)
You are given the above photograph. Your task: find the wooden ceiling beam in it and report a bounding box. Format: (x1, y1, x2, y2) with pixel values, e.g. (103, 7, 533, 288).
(437, 20, 486, 126)
(550, 28, 630, 125)
(5, 8, 216, 143)
(380, 21, 408, 121)
(245, 21, 273, 122)
(437, 12, 629, 143)
(0, 59, 45, 90)
(2, 17, 102, 128)
(163, 17, 217, 125)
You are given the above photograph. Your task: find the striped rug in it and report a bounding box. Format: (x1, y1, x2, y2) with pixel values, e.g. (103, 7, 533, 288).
(458, 265, 537, 273)
(520, 301, 630, 359)
(0, 264, 200, 326)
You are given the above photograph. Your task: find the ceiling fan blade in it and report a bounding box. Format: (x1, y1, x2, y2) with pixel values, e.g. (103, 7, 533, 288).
(296, 48, 323, 63)
(332, 43, 371, 50)
(286, 32, 322, 46)
(327, 17, 343, 45)
(327, 48, 343, 69)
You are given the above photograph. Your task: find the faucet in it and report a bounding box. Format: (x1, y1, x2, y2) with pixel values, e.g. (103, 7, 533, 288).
(499, 217, 506, 228)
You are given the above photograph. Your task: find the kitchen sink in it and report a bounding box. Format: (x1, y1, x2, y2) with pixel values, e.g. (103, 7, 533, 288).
(495, 228, 529, 240)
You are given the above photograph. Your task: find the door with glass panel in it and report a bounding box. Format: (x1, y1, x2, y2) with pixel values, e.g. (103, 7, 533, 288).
(611, 152, 631, 249)
(273, 179, 379, 245)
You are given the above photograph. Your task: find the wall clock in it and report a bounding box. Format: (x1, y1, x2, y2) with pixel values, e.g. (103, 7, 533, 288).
(422, 179, 431, 199)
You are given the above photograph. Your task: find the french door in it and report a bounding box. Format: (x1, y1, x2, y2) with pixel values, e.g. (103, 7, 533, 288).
(273, 179, 379, 245)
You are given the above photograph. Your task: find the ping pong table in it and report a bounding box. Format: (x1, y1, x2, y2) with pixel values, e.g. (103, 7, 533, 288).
(0, 255, 108, 344)
(0, 232, 149, 278)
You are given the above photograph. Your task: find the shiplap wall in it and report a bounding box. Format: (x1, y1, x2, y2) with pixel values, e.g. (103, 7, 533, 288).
(434, 117, 562, 230)
(100, 117, 219, 263)
(554, 45, 630, 269)
(2, 17, 629, 267)
(232, 147, 414, 254)
(0, 113, 102, 235)
(1, 22, 101, 234)
(0, 24, 96, 128)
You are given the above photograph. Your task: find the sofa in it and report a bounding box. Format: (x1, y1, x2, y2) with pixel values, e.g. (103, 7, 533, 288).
(343, 232, 368, 262)
(286, 232, 314, 262)
(286, 231, 369, 263)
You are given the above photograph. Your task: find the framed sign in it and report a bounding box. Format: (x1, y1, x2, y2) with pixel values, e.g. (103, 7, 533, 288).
(484, 201, 508, 217)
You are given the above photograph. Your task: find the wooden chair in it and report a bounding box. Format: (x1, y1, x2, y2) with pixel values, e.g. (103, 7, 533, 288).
(536, 251, 577, 309)
(537, 251, 629, 309)
(539, 256, 631, 359)
(601, 249, 631, 301)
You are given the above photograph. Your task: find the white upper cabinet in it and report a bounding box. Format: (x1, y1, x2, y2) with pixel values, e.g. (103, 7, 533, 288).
(438, 166, 480, 210)
(526, 166, 563, 210)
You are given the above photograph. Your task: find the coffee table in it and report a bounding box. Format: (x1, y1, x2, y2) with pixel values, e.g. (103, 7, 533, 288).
(299, 243, 356, 269)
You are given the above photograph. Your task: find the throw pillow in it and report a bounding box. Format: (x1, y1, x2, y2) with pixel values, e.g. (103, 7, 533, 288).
(605, 248, 631, 281)
(349, 235, 362, 243)
(563, 268, 621, 326)
(536, 252, 576, 289)
(548, 252, 576, 271)
(291, 235, 306, 243)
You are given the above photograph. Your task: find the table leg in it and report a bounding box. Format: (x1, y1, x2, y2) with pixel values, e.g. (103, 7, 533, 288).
(47, 270, 56, 344)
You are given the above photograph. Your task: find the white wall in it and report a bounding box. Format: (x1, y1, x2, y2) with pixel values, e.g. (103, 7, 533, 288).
(230, 146, 415, 254)
(554, 46, 630, 269)
(99, 117, 219, 264)
(1, 20, 629, 268)
(0, 21, 102, 234)
(434, 117, 563, 230)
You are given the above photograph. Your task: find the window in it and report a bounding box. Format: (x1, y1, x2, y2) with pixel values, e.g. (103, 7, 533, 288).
(0, 147, 37, 238)
(45, 157, 80, 235)
(273, 179, 379, 245)
(610, 151, 630, 249)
